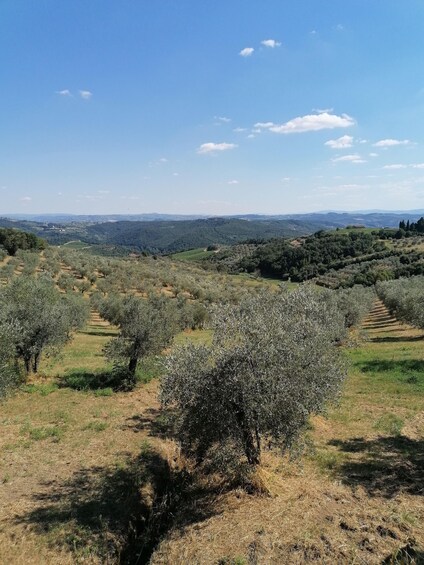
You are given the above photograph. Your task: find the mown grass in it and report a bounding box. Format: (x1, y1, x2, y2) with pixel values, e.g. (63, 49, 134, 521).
(311, 303, 424, 479)
(1, 300, 423, 564)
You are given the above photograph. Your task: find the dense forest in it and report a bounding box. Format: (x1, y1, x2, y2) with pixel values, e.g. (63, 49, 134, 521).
(0, 227, 46, 256)
(0, 217, 323, 253)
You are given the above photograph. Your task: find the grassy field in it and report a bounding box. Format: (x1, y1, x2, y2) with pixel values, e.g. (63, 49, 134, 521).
(0, 301, 423, 564)
(171, 247, 216, 261)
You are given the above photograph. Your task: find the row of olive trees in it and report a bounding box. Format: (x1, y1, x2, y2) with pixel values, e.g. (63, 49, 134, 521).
(377, 277, 424, 329)
(327, 285, 375, 330)
(0, 275, 89, 396)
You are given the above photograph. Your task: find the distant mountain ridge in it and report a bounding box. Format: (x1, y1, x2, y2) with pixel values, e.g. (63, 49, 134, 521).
(4, 210, 424, 226)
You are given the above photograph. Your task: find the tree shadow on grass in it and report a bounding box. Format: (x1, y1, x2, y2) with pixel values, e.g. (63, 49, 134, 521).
(370, 335, 424, 344)
(357, 359, 424, 374)
(60, 369, 122, 391)
(381, 544, 424, 564)
(123, 408, 176, 440)
(328, 436, 424, 498)
(16, 446, 220, 564)
(79, 329, 118, 337)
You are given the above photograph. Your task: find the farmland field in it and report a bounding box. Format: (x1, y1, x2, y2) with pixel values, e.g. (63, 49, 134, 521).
(1, 292, 423, 563)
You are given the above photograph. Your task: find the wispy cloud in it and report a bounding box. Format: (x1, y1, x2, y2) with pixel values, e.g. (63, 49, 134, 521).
(325, 135, 354, 149)
(412, 163, 424, 169)
(257, 112, 355, 134)
(228, 180, 239, 185)
(254, 121, 275, 129)
(233, 127, 247, 132)
(20, 196, 32, 201)
(332, 154, 366, 163)
(197, 142, 237, 155)
(373, 138, 410, 147)
(239, 47, 254, 57)
(382, 164, 407, 170)
(261, 39, 281, 48)
(56, 89, 72, 97)
(215, 116, 231, 123)
(79, 90, 93, 100)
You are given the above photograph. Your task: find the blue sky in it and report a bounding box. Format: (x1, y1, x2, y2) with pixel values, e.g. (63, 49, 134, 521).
(1, 0, 424, 215)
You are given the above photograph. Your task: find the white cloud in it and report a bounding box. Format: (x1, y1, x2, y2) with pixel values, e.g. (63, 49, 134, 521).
(247, 134, 255, 139)
(197, 142, 237, 155)
(254, 121, 275, 129)
(267, 112, 355, 134)
(159, 157, 168, 163)
(369, 152, 379, 157)
(173, 172, 179, 176)
(332, 154, 365, 163)
(261, 39, 281, 48)
(215, 116, 231, 123)
(412, 163, 424, 169)
(56, 89, 72, 96)
(79, 90, 93, 100)
(233, 127, 247, 132)
(228, 180, 239, 185)
(20, 196, 32, 201)
(239, 47, 254, 57)
(383, 164, 407, 170)
(373, 138, 410, 147)
(281, 177, 291, 182)
(325, 135, 354, 149)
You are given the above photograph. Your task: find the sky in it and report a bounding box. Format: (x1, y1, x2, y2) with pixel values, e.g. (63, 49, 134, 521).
(1, 0, 424, 216)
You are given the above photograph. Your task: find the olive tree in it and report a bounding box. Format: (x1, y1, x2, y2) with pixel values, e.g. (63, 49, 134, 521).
(100, 294, 179, 387)
(0, 319, 21, 397)
(161, 286, 346, 468)
(377, 277, 424, 329)
(0, 275, 89, 375)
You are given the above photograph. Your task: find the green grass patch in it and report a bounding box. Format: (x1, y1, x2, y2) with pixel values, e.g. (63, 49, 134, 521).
(174, 328, 213, 346)
(82, 421, 109, 432)
(21, 423, 64, 441)
(21, 382, 59, 396)
(374, 413, 404, 436)
(171, 248, 215, 261)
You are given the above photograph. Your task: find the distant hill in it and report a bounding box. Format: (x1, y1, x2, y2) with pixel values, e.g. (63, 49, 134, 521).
(4, 210, 424, 227)
(0, 217, 323, 253)
(1, 211, 424, 254)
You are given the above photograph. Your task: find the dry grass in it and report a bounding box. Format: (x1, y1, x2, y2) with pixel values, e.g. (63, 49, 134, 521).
(0, 300, 423, 564)
(151, 300, 424, 564)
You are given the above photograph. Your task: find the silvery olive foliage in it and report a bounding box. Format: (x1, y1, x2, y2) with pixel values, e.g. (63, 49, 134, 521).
(100, 294, 180, 384)
(0, 319, 21, 398)
(161, 286, 347, 468)
(377, 276, 424, 329)
(0, 275, 89, 375)
(324, 286, 375, 329)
